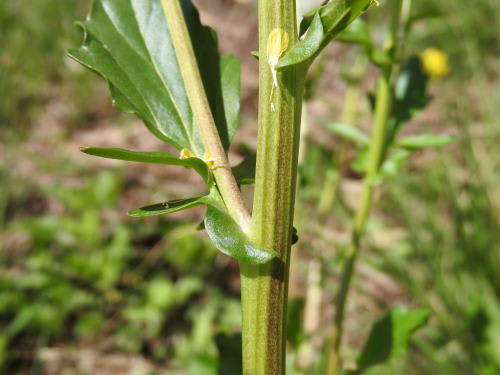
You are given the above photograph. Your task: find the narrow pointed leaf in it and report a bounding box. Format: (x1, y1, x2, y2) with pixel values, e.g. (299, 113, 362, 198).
(204, 205, 277, 264)
(80, 147, 210, 183)
(326, 123, 370, 145)
(353, 307, 430, 373)
(396, 134, 453, 150)
(69, 0, 240, 156)
(306, 0, 372, 38)
(280, 0, 372, 69)
(277, 13, 324, 69)
(128, 197, 207, 218)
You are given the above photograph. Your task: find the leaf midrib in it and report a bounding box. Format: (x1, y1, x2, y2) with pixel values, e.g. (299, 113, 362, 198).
(98, 0, 197, 152)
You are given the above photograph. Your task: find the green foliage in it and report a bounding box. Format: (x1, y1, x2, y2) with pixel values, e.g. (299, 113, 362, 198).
(232, 154, 257, 185)
(204, 205, 277, 264)
(286, 297, 306, 349)
(68, 0, 240, 156)
(352, 307, 430, 373)
(128, 197, 208, 218)
(278, 0, 373, 70)
(395, 134, 454, 150)
(326, 122, 370, 146)
(0, 0, 90, 132)
(81, 147, 211, 184)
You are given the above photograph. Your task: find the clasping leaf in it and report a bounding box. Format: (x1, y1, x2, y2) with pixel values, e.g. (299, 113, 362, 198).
(204, 205, 277, 264)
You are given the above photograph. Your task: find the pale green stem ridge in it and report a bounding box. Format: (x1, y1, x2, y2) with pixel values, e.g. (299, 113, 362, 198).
(240, 0, 305, 374)
(161, 0, 250, 230)
(326, 1, 404, 374)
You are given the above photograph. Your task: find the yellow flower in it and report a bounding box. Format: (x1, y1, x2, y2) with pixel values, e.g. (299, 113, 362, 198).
(420, 48, 450, 79)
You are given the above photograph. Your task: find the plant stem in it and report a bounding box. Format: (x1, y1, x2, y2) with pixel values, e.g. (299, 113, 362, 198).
(240, 0, 305, 374)
(325, 1, 403, 373)
(161, 0, 250, 231)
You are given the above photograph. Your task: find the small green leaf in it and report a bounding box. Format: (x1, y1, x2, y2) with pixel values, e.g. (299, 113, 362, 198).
(378, 149, 411, 179)
(80, 147, 211, 184)
(232, 154, 257, 185)
(326, 123, 370, 145)
(277, 13, 324, 69)
(369, 48, 395, 66)
(204, 205, 277, 264)
(396, 134, 454, 150)
(338, 18, 372, 47)
(127, 197, 207, 218)
(278, 0, 372, 70)
(287, 297, 306, 349)
(354, 307, 430, 373)
(351, 146, 370, 173)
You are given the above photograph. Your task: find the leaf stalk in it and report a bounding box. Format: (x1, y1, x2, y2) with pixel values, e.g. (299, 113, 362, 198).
(161, 0, 251, 231)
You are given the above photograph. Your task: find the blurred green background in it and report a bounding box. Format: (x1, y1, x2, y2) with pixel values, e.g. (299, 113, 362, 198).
(0, 0, 499, 374)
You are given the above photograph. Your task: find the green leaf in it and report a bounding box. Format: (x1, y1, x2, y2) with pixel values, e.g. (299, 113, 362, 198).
(396, 134, 454, 150)
(369, 48, 395, 66)
(387, 57, 431, 142)
(69, 0, 240, 156)
(379, 149, 411, 179)
(127, 197, 207, 218)
(220, 55, 242, 144)
(351, 146, 369, 173)
(277, 13, 324, 69)
(278, 0, 372, 70)
(80, 147, 211, 184)
(337, 18, 372, 47)
(216, 333, 243, 375)
(232, 154, 257, 185)
(326, 123, 370, 145)
(204, 205, 277, 264)
(286, 297, 306, 349)
(354, 307, 430, 373)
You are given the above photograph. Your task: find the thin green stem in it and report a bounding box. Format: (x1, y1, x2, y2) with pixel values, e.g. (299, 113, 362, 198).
(240, 0, 305, 374)
(325, 1, 403, 373)
(161, 0, 250, 231)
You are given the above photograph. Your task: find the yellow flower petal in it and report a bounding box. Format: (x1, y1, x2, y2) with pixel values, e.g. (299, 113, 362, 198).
(420, 48, 449, 80)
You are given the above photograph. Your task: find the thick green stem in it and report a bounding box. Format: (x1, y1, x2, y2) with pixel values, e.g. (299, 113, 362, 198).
(161, 0, 250, 230)
(325, 1, 403, 373)
(240, 1, 304, 374)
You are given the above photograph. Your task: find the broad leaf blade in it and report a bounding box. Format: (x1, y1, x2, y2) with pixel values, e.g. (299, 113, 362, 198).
(128, 197, 207, 218)
(354, 307, 430, 373)
(204, 205, 277, 264)
(69, 0, 240, 156)
(80, 147, 210, 183)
